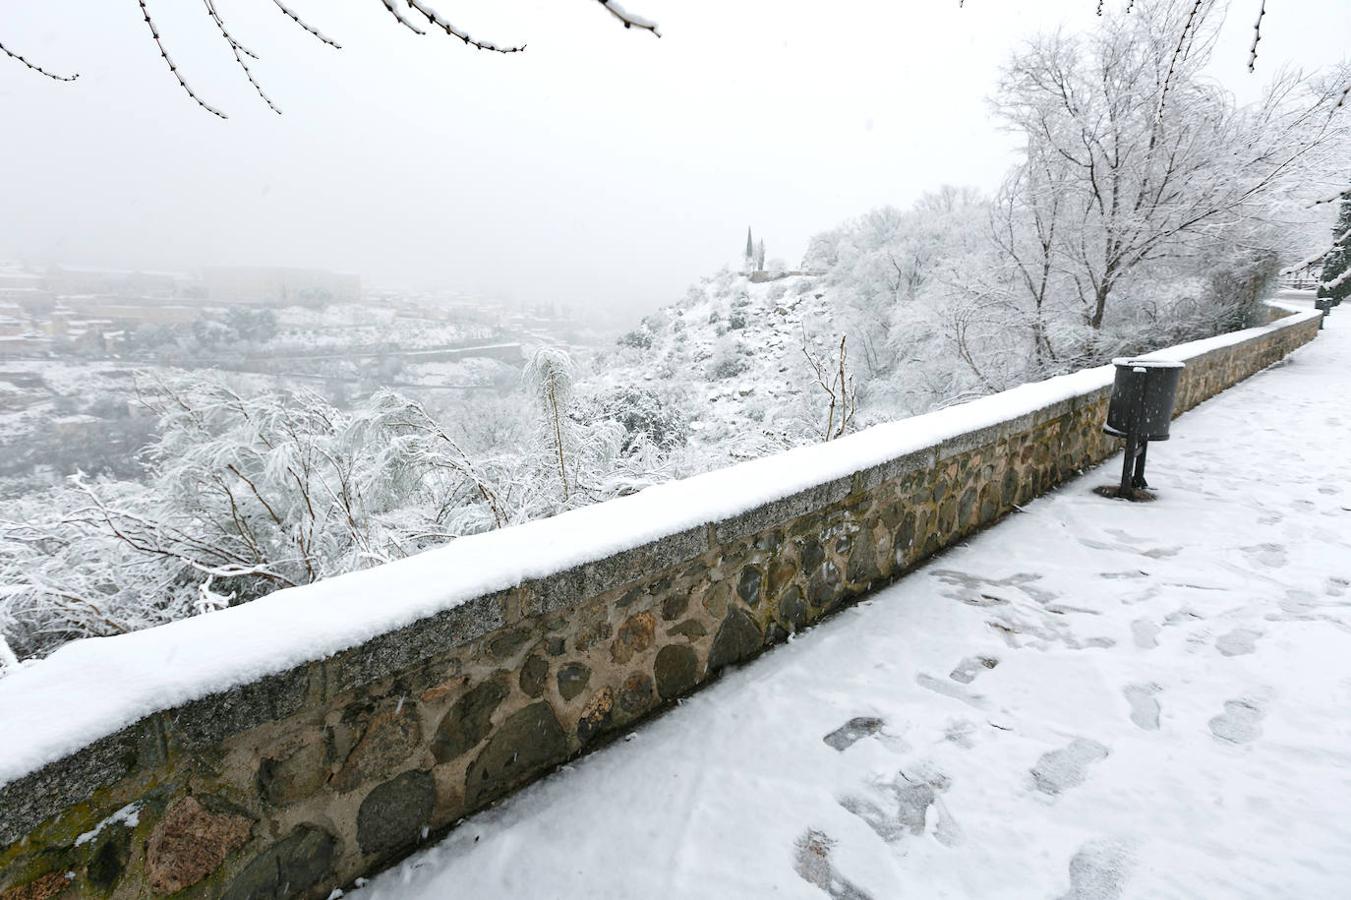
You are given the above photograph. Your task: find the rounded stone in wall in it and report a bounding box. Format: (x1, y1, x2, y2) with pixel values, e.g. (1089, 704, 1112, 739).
(806, 561, 841, 610)
(520, 654, 550, 698)
(431, 676, 509, 763)
(332, 704, 422, 794)
(660, 587, 691, 622)
(611, 611, 656, 665)
(465, 702, 568, 807)
(576, 686, 614, 744)
(145, 795, 254, 895)
(736, 566, 763, 607)
(654, 644, 698, 700)
(619, 672, 655, 715)
(777, 585, 807, 631)
(221, 824, 337, 900)
(846, 527, 880, 584)
(707, 608, 763, 673)
(556, 663, 592, 702)
(356, 770, 436, 857)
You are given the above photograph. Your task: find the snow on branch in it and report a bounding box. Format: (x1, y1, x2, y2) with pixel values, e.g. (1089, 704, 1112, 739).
(1247, 0, 1266, 73)
(0, 38, 78, 82)
(595, 0, 662, 37)
(203, 0, 282, 114)
(10, 0, 658, 117)
(137, 0, 228, 119)
(404, 0, 526, 53)
(377, 0, 426, 35)
(270, 0, 342, 49)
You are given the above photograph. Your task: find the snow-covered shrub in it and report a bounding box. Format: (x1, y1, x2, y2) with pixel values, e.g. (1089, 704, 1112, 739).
(591, 386, 690, 452)
(1197, 249, 1281, 333)
(0, 378, 512, 662)
(617, 326, 653, 350)
(706, 337, 747, 380)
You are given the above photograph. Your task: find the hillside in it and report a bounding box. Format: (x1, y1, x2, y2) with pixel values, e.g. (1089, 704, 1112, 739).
(588, 266, 848, 470)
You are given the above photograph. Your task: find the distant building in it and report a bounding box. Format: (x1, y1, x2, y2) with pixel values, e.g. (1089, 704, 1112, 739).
(203, 266, 362, 306)
(42, 266, 188, 298)
(61, 296, 202, 325)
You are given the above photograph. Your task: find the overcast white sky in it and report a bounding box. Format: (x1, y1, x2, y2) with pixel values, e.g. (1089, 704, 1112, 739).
(2, 0, 1346, 317)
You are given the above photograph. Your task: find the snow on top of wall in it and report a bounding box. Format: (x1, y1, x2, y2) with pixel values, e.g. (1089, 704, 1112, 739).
(0, 306, 1320, 788)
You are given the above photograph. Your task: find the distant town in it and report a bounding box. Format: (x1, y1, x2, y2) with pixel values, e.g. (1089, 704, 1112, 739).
(0, 261, 614, 494)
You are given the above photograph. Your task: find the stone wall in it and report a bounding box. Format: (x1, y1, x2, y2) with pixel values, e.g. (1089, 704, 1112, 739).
(0, 308, 1321, 899)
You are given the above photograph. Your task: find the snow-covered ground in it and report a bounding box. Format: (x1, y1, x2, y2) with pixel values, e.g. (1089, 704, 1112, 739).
(355, 310, 1351, 899)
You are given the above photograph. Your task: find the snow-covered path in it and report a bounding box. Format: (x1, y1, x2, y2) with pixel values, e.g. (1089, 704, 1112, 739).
(357, 313, 1351, 900)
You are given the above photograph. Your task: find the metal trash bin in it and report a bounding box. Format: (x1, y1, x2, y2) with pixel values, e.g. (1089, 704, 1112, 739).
(1103, 358, 1184, 498)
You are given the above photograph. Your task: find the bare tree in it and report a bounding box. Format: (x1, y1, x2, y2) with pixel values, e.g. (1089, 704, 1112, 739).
(3, 0, 659, 118)
(801, 327, 858, 442)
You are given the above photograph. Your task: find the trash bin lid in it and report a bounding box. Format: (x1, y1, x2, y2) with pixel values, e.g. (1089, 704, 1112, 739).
(1111, 357, 1185, 369)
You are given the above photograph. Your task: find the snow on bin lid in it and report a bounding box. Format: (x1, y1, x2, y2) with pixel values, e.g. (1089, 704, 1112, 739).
(1111, 357, 1185, 369)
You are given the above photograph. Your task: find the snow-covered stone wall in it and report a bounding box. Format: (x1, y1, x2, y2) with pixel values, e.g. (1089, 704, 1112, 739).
(0, 305, 1321, 899)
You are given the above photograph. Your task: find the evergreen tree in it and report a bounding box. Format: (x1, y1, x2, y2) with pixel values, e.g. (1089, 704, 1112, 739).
(755, 239, 766, 273)
(745, 227, 754, 264)
(1317, 195, 1351, 306)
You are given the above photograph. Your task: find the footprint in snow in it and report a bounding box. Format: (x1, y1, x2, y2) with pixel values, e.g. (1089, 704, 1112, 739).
(1242, 543, 1288, 569)
(839, 765, 961, 847)
(1163, 608, 1204, 627)
(916, 673, 987, 709)
(793, 830, 872, 900)
(1209, 700, 1263, 744)
(1058, 840, 1133, 900)
(823, 717, 884, 752)
(1215, 628, 1261, 657)
(1098, 570, 1150, 581)
(949, 655, 999, 685)
(1279, 590, 1320, 617)
(931, 569, 1058, 604)
(944, 718, 977, 749)
(1122, 684, 1161, 731)
(1032, 738, 1110, 796)
(1131, 619, 1161, 649)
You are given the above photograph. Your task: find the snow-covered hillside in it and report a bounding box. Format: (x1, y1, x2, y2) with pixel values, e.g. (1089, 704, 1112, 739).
(590, 268, 845, 469)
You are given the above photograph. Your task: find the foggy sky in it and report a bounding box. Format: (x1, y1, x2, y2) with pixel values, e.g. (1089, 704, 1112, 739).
(2, 0, 1347, 318)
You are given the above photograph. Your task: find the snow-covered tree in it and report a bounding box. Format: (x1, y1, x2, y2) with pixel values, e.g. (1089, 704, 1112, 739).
(994, 0, 1346, 337)
(523, 346, 578, 502)
(1317, 194, 1351, 305)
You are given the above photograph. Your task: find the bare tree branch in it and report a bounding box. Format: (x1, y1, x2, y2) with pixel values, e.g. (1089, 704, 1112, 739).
(203, 0, 282, 114)
(595, 0, 662, 37)
(12, 0, 657, 117)
(137, 0, 229, 119)
(0, 38, 78, 82)
(403, 0, 525, 53)
(270, 0, 342, 49)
